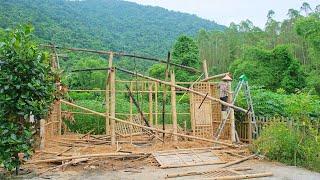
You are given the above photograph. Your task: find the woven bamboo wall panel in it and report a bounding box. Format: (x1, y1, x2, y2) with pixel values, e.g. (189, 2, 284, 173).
(190, 83, 213, 138)
(115, 115, 144, 136)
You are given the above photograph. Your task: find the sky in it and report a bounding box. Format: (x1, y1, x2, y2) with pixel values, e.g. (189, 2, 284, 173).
(125, 0, 319, 28)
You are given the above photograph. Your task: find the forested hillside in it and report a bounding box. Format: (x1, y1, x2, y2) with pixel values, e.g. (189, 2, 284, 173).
(0, 0, 224, 57)
(198, 4, 320, 94)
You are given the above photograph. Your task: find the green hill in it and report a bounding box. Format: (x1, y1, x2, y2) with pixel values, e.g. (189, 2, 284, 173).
(0, 0, 224, 57)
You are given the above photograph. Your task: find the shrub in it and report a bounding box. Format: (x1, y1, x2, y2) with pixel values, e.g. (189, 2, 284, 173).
(252, 120, 320, 172)
(0, 24, 54, 173)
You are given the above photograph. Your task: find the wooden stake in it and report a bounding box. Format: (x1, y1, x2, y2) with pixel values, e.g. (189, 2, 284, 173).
(110, 67, 116, 145)
(203, 59, 209, 79)
(171, 70, 178, 142)
(148, 82, 153, 126)
(60, 100, 235, 147)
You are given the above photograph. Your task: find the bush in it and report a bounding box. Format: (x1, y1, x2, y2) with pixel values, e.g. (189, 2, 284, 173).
(0, 24, 54, 173)
(252, 120, 320, 172)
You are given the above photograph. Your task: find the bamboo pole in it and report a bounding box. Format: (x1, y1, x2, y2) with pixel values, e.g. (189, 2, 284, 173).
(60, 100, 235, 147)
(148, 82, 153, 126)
(130, 82, 133, 144)
(42, 45, 199, 72)
(57, 100, 62, 135)
(247, 116, 252, 143)
(203, 59, 209, 79)
(200, 72, 229, 82)
(116, 67, 247, 113)
(221, 154, 256, 168)
(26, 153, 133, 164)
(110, 68, 116, 145)
(228, 80, 236, 143)
(206, 172, 273, 180)
(155, 82, 158, 127)
(171, 70, 178, 142)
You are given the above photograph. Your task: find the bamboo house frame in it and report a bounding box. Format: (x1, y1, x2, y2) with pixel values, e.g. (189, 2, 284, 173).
(41, 44, 255, 149)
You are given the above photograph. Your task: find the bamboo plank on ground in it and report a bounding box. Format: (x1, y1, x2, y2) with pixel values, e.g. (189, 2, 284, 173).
(60, 100, 236, 147)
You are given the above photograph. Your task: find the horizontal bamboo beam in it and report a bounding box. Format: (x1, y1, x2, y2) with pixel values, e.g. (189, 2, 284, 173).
(116, 53, 200, 72)
(42, 44, 199, 72)
(71, 68, 111, 72)
(200, 72, 230, 82)
(60, 100, 236, 147)
(116, 67, 247, 113)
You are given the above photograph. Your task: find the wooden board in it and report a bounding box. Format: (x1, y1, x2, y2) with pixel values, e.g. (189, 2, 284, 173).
(153, 148, 224, 168)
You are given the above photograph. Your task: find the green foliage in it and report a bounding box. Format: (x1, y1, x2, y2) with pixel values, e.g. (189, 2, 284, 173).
(236, 87, 320, 119)
(252, 120, 320, 172)
(64, 57, 107, 89)
(0, 122, 32, 171)
(149, 35, 201, 82)
(230, 46, 306, 93)
(0, 25, 54, 172)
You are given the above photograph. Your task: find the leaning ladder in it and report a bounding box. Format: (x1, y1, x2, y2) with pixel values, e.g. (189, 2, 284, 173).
(214, 75, 257, 141)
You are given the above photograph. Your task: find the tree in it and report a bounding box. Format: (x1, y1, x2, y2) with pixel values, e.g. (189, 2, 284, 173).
(300, 2, 312, 16)
(229, 46, 305, 93)
(149, 35, 201, 82)
(0, 25, 54, 172)
(287, 9, 301, 19)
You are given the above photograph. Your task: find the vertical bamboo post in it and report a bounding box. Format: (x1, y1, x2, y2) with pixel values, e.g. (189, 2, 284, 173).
(129, 81, 133, 144)
(228, 80, 236, 143)
(40, 119, 46, 150)
(110, 67, 116, 145)
(105, 74, 110, 135)
(171, 70, 178, 142)
(154, 82, 158, 127)
(247, 116, 252, 143)
(57, 100, 62, 135)
(203, 59, 209, 79)
(106, 52, 113, 135)
(148, 82, 153, 126)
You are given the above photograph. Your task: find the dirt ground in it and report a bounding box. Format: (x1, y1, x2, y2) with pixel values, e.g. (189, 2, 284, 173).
(23, 159, 320, 180)
(2, 134, 319, 179)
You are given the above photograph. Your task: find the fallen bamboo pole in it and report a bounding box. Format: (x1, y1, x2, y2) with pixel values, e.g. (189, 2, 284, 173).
(166, 167, 252, 178)
(116, 67, 247, 113)
(220, 154, 256, 168)
(26, 153, 136, 164)
(205, 172, 273, 180)
(60, 100, 236, 147)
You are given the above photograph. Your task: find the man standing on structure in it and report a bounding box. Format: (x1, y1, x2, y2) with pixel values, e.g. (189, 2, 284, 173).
(219, 74, 232, 111)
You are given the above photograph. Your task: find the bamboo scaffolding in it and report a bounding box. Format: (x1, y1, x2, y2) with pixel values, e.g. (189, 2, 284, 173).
(60, 100, 236, 147)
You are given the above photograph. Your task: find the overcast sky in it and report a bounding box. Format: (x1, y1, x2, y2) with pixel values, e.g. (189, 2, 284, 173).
(126, 0, 319, 28)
